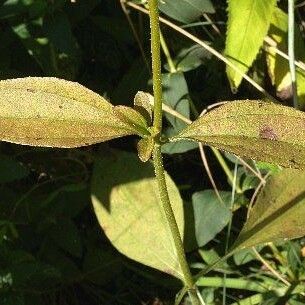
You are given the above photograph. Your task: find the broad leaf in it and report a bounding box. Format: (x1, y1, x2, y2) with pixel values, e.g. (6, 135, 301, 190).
(91, 150, 185, 280)
(174, 100, 305, 169)
(225, 0, 276, 89)
(159, 0, 215, 24)
(266, 8, 305, 108)
(232, 169, 305, 251)
(165, 45, 211, 73)
(192, 190, 231, 247)
(0, 77, 149, 148)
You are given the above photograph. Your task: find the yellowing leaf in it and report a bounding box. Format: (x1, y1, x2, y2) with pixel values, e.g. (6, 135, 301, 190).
(0, 77, 149, 147)
(225, 0, 276, 89)
(91, 150, 185, 280)
(232, 169, 305, 251)
(175, 100, 305, 169)
(266, 8, 305, 108)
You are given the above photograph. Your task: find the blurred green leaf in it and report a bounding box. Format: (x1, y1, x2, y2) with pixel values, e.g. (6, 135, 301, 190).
(192, 190, 231, 247)
(83, 248, 122, 285)
(91, 150, 185, 280)
(225, 0, 276, 89)
(162, 72, 190, 130)
(112, 58, 150, 105)
(165, 45, 211, 72)
(0, 154, 29, 183)
(159, 0, 215, 24)
(10, 261, 61, 290)
(43, 11, 80, 78)
(48, 218, 82, 257)
(12, 22, 59, 76)
(0, 294, 24, 305)
(175, 100, 305, 169)
(233, 246, 262, 265)
(40, 245, 80, 281)
(65, 0, 101, 23)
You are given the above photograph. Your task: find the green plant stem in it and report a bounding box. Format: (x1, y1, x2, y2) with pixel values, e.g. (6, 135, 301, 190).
(149, 0, 163, 132)
(153, 145, 199, 304)
(288, 0, 298, 108)
(149, 2, 200, 304)
(197, 277, 269, 293)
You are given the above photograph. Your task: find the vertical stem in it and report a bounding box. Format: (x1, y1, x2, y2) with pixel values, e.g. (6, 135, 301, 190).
(288, 0, 298, 109)
(148, 1, 201, 304)
(153, 145, 200, 305)
(149, 0, 163, 132)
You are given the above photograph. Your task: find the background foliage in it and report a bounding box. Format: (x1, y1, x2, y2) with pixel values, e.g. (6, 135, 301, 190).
(0, 1, 305, 305)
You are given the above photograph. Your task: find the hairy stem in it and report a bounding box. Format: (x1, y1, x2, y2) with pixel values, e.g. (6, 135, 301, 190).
(153, 145, 199, 304)
(148, 1, 200, 304)
(149, 0, 163, 132)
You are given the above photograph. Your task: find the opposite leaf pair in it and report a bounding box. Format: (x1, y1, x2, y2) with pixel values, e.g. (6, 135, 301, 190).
(1, 77, 305, 170)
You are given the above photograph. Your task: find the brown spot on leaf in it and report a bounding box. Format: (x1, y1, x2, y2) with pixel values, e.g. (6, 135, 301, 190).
(259, 126, 278, 141)
(26, 88, 35, 93)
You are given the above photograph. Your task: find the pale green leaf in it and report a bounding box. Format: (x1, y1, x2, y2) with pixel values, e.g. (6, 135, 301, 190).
(0, 77, 148, 148)
(175, 100, 305, 169)
(134, 91, 153, 125)
(232, 169, 305, 251)
(225, 0, 276, 89)
(137, 136, 154, 162)
(159, 0, 215, 24)
(91, 150, 185, 280)
(266, 8, 305, 108)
